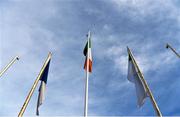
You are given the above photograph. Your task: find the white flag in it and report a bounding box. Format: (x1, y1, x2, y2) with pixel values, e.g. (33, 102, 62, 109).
(36, 81, 46, 115)
(127, 54, 148, 107)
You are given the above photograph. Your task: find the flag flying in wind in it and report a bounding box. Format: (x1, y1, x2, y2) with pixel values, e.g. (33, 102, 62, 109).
(127, 48, 148, 107)
(83, 31, 92, 72)
(36, 59, 51, 115)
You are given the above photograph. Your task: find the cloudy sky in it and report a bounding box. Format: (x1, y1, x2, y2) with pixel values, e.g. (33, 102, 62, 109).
(0, 0, 179, 116)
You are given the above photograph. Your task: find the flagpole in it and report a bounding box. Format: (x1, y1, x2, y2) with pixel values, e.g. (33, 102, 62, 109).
(166, 43, 180, 58)
(0, 56, 19, 78)
(84, 65, 89, 117)
(84, 31, 90, 117)
(18, 52, 52, 117)
(127, 47, 162, 117)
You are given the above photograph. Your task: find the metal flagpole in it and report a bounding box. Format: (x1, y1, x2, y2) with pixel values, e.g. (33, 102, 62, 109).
(84, 63, 89, 117)
(127, 47, 162, 117)
(166, 43, 180, 58)
(18, 52, 52, 117)
(84, 31, 90, 117)
(0, 56, 19, 78)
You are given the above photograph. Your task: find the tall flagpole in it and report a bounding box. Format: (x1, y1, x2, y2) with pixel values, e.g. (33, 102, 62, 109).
(0, 56, 19, 78)
(84, 63, 89, 117)
(166, 43, 180, 58)
(127, 47, 162, 117)
(18, 52, 52, 117)
(84, 31, 90, 117)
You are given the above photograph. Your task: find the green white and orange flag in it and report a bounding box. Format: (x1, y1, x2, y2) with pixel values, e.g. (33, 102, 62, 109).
(83, 31, 92, 73)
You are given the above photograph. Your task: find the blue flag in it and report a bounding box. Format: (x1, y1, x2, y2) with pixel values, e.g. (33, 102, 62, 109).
(36, 60, 51, 115)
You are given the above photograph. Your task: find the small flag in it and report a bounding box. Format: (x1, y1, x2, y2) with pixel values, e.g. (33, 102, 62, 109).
(36, 59, 51, 115)
(127, 50, 148, 107)
(83, 31, 92, 72)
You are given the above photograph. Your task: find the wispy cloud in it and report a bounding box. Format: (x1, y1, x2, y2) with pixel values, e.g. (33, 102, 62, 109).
(0, 0, 179, 116)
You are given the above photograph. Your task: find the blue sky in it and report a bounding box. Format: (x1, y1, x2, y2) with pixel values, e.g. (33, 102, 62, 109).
(0, 0, 179, 116)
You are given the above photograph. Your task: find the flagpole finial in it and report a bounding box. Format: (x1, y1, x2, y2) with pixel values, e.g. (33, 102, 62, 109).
(16, 56, 20, 60)
(86, 31, 91, 40)
(127, 46, 131, 53)
(88, 31, 91, 37)
(48, 52, 52, 57)
(166, 43, 169, 49)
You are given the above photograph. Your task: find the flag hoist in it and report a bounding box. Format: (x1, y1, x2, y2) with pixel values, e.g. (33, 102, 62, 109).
(83, 31, 92, 117)
(0, 55, 19, 78)
(166, 43, 180, 58)
(127, 47, 162, 117)
(18, 52, 52, 117)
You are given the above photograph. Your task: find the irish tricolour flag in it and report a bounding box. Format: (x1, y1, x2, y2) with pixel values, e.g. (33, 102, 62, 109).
(83, 31, 92, 73)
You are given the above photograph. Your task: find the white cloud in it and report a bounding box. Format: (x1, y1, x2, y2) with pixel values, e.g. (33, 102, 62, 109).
(106, 43, 178, 76)
(0, 0, 179, 116)
(110, 0, 180, 23)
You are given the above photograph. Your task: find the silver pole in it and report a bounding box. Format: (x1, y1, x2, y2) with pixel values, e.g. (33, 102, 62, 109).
(84, 31, 90, 117)
(0, 56, 19, 78)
